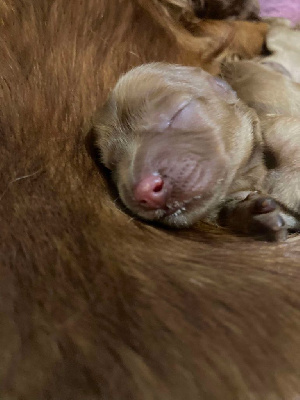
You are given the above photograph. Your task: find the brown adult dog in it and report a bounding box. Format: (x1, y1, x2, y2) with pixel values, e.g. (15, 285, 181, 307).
(2, 1, 300, 400)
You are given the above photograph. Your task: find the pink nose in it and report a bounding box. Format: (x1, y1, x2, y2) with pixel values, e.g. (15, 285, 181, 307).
(134, 174, 167, 209)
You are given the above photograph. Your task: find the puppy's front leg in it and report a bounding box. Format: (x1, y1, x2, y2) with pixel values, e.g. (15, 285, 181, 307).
(262, 116, 300, 221)
(219, 192, 288, 241)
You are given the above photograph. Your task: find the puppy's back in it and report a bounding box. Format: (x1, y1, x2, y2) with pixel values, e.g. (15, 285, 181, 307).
(222, 60, 300, 116)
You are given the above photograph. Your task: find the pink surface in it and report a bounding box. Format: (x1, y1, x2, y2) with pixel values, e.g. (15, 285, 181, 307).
(260, 0, 300, 24)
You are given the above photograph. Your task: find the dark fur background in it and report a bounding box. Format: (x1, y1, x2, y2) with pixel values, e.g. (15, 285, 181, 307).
(193, 0, 260, 19)
(1, 0, 300, 399)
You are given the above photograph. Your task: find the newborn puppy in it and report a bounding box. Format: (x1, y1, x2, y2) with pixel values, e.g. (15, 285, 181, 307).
(262, 24, 300, 83)
(93, 63, 288, 240)
(222, 27, 300, 227)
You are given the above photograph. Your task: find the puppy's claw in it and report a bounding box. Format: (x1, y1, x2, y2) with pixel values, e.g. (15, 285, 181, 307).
(252, 197, 277, 214)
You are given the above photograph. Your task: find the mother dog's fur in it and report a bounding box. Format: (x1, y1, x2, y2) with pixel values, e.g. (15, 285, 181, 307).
(1, 1, 300, 399)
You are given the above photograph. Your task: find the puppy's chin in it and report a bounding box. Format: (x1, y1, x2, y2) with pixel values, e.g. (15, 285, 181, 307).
(159, 202, 203, 228)
(120, 186, 224, 228)
(158, 195, 219, 228)
(118, 153, 229, 227)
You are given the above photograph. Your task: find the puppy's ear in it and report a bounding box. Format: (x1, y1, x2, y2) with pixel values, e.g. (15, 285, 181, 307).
(208, 76, 238, 104)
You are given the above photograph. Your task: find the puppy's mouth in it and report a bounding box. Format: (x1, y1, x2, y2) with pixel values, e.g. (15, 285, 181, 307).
(123, 165, 223, 222)
(158, 195, 201, 218)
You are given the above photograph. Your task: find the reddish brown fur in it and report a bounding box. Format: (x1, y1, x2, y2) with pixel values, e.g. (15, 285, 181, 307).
(1, 0, 300, 399)
(137, 0, 269, 72)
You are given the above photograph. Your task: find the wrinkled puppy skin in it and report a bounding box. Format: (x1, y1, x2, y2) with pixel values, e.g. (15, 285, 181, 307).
(222, 26, 300, 233)
(93, 62, 287, 240)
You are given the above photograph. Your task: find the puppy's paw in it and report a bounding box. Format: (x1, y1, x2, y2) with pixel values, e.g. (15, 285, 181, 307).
(227, 53, 241, 62)
(245, 194, 287, 241)
(221, 53, 242, 65)
(221, 192, 288, 241)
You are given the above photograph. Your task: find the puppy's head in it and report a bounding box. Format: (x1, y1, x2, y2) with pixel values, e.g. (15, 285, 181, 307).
(93, 63, 255, 227)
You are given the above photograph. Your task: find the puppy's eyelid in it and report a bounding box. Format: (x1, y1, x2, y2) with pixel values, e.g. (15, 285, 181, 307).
(169, 101, 191, 126)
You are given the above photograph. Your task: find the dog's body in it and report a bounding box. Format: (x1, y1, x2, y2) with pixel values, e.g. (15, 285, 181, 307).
(94, 25, 300, 242)
(94, 62, 289, 240)
(262, 24, 300, 83)
(223, 25, 300, 225)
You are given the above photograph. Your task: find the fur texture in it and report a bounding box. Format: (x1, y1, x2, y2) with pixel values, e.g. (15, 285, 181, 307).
(1, 1, 300, 399)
